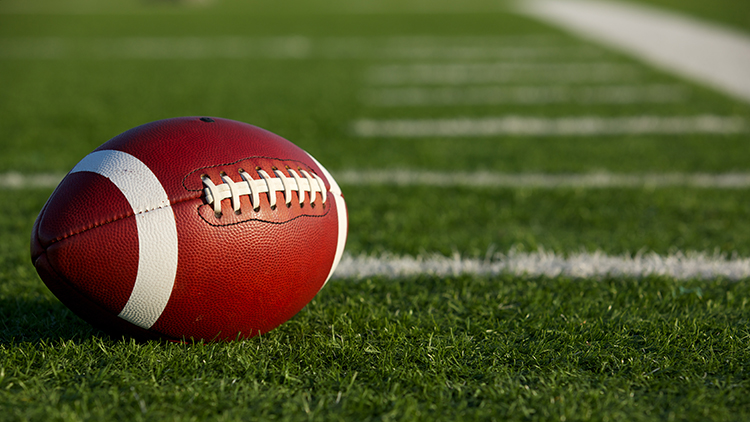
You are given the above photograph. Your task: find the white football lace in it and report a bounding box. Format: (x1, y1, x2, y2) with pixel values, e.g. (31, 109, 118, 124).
(202, 168, 327, 216)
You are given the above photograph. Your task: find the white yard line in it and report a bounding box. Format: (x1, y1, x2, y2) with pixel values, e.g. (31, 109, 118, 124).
(516, 0, 750, 103)
(372, 35, 605, 59)
(0, 35, 603, 61)
(335, 170, 750, 189)
(0, 1, 505, 15)
(3, 172, 64, 189)
(361, 84, 689, 106)
(366, 62, 642, 85)
(376, 35, 568, 46)
(10, 170, 750, 190)
(374, 45, 604, 60)
(331, 35, 605, 59)
(0, 36, 316, 60)
(0, 0, 216, 14)
(353, 115, 746, 137)
(332, 250, 750, 281)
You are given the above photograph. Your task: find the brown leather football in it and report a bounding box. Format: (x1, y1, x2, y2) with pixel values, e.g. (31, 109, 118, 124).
(31, 117, 347, 341)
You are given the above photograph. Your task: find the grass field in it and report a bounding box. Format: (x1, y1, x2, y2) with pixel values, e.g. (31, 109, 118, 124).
(1, 0, 749, 420)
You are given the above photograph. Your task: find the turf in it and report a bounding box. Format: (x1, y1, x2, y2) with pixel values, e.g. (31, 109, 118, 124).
(3, 268, 750, 421)
(345, 186, 750, 257)
(1, 0, 750, 420)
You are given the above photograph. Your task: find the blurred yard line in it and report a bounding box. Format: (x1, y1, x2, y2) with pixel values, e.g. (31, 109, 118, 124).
(10, 171, 750, 190)
(335, 170, 750, 189)
(333, 250, 750, 281)
(0, 35, 604, 60)
(366, 62, 642, 85)
(361, 84, 689, 106)
(353, 115, 746, 137)
(3, 172, 63, 189)
(517, 0, 750, 103)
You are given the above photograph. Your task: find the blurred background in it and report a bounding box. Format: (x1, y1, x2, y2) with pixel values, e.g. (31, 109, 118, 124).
(2, 0, 749, 257)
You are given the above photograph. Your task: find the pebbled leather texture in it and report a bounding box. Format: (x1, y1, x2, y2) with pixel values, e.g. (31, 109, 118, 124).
(31, 117, 347, 341)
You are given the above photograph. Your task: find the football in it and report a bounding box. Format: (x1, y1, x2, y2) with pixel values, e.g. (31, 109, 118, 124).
(30, 117, 347, 341)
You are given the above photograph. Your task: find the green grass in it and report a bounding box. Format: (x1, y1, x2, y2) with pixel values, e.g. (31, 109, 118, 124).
(3, 271, 749, 421)
(1, 12, 748, 174)
(345, 186, 750, 257)
(2, 0, 750, 420)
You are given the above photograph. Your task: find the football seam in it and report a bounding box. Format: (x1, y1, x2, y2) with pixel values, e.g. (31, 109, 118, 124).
(34, 248, 182, 342)
(196, 201, 332, 227)
(40, 193, 202, 247)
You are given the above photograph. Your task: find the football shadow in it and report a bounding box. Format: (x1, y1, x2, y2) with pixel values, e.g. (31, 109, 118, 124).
(0, 296, 218, 345)
(0, 296, 103, 344)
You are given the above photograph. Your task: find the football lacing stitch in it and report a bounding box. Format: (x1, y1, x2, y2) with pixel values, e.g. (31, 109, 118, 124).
(202, 167, 327, 216)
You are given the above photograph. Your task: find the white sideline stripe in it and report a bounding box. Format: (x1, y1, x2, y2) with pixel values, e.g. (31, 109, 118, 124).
(366, 62, 643, 85)
(331, 251, 750, 281)
(361, 84, 689, 106)
(0, 35, 604, 60)
(353, 115, 747, 137)
(70, 150, 178, 329)
(11, 170, 750, 190)
(334, 170, 750, 189)
(516, 0, 750, 103)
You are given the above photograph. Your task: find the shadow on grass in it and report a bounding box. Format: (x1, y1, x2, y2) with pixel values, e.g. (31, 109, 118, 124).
(0, 296, 103, 344)
(0, 295, 275, 345)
